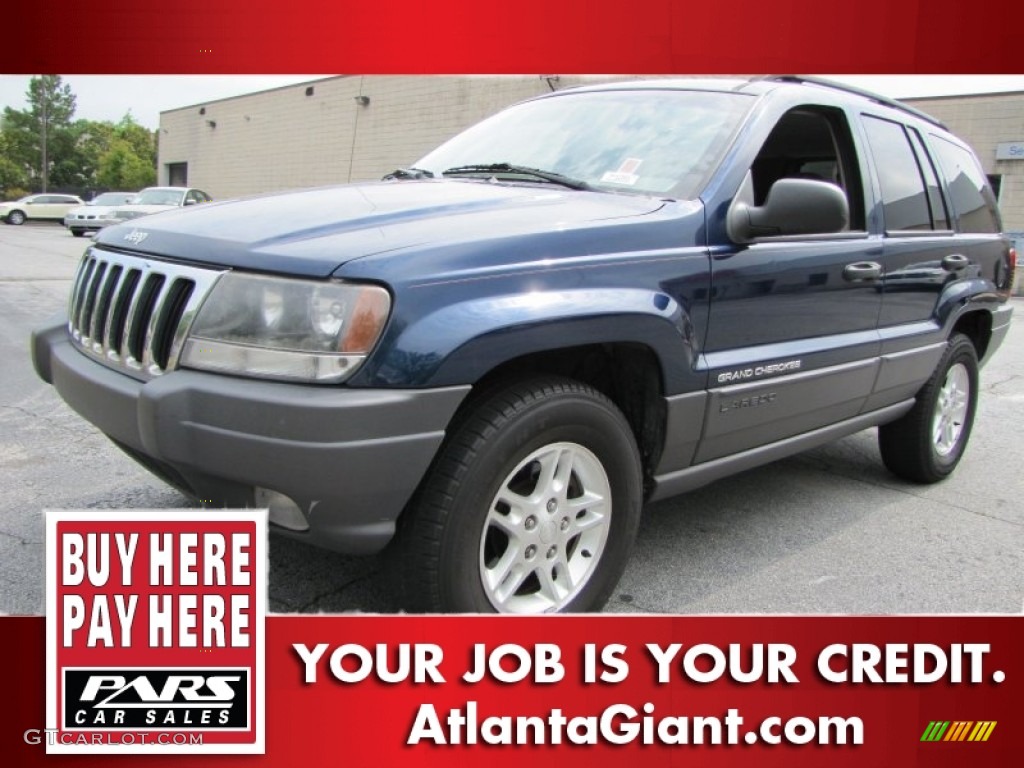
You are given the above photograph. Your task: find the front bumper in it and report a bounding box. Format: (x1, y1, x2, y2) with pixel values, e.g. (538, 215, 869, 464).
(66, 216, 117, 230)
(32, 316, 469, 554)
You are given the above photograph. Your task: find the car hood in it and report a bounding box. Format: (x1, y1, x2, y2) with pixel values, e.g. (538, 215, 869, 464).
(93, 181, 675, 278)
(113, 204, 178, 215)
(68, 205, 120, 216)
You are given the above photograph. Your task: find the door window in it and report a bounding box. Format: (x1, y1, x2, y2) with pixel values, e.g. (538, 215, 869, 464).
(862, 116, 933, 232)
(748, 106, 866, 231)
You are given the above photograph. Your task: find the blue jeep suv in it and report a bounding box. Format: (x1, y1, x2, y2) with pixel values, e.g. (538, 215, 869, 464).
(32, 76, 1014, 614)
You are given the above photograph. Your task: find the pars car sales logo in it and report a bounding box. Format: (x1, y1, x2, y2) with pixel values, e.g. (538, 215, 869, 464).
(45, 510, 266, 754)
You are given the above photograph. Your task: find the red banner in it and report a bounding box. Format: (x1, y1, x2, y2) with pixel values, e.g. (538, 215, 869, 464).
(3, 614, 1021, 765)
(3, 0, 1024, 73)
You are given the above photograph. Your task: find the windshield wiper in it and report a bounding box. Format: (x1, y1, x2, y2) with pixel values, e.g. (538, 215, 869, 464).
(382, 167, 435, 180)
(442, 163, 591, 190)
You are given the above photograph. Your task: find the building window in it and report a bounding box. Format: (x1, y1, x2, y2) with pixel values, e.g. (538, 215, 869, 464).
(166, 162, 188, 187)
(987, 174, 1003, 202)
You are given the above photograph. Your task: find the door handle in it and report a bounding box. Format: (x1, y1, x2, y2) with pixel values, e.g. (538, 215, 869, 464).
(843, 261, 882, 281)
(941, 253, 970, 271)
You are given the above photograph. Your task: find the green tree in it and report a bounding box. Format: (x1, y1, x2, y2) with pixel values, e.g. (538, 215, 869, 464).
(97, 138, 156, 189)
(0, 131, 30, 198)
(0, 75, 77, 191)
(1, 80, 157, 195)
(116, 113, 157, 167)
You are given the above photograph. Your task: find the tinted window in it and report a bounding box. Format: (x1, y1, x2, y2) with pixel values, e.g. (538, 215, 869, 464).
(907, 128, 949, 230)
(929, 135, 1001, 233)
(862, 116, 931, 232)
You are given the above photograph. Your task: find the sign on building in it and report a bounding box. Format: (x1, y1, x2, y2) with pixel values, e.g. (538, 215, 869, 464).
(995, 142, 1024, 160)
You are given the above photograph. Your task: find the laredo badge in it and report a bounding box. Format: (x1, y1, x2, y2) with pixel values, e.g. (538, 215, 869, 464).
(45, 510, 266, 754)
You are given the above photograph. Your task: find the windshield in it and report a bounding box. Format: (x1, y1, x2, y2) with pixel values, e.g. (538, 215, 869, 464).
(417, 89, 753, 198)
(91, 192, 135, 206)
(133, 189, 184, 206)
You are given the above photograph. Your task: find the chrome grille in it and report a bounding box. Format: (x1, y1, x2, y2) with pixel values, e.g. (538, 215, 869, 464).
(67, 247, 225, 379)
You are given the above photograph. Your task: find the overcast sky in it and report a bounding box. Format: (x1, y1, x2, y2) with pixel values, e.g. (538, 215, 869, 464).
(2, 75, 1024, 130)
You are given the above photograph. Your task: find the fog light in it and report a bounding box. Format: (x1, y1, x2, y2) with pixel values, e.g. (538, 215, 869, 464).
(255, 487, 308, 531)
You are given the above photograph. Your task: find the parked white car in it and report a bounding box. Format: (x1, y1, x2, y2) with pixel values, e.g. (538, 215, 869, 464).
(64, 192, 138, 237)
(1, 193, 84, 225)
(107, 186, 213, 224)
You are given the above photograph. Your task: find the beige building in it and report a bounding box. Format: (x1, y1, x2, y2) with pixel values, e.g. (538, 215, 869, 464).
(158, 76, 1024, 238)
(157, 76, 625, 199)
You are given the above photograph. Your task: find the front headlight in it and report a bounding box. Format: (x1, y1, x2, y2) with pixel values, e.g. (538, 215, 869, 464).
(179, 273, 391, 383)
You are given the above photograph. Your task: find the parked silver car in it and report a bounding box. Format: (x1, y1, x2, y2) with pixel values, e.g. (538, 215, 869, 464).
(64, 192, 138, 237)
(107, 186, 213, 225)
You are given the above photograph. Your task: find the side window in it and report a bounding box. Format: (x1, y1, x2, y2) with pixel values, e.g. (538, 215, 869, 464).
(906, 128, 949, 230)
(929, 135, 1001, 234)
(749, 106, 865, 230)
(861, 116, 932, 232)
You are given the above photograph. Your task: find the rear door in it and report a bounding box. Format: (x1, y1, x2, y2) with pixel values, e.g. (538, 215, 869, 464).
(858, 116, 1001, 409)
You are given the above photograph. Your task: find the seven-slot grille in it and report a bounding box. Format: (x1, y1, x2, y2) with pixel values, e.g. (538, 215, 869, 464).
(67, 247, 224, 379)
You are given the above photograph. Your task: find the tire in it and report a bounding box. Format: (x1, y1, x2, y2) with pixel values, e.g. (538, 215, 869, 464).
(7, 210, 25, 225)
(878, 333, 979, 483)
(71, 228, 85, 237)
(395, 377, 643, 614)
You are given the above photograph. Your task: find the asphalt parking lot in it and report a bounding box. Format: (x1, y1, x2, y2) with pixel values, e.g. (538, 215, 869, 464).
(1, 222, 1021, 615)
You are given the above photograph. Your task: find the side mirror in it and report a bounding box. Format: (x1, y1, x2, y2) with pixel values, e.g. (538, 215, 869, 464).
(183, 199, 196, 206)
(728, 177, 849, 243)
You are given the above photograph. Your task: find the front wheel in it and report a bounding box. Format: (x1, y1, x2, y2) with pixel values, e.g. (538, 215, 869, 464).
(879, 334, 979, 483)
(395, 377, 643, 614)
(6, 210, 25, 225)
(71, 228, 85, 237)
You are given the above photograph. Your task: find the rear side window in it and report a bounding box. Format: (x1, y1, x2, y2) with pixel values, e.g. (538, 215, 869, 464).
(929, 135, 1001, 233)
(906, 128, 949, 230)
(861, 116, 932, 232)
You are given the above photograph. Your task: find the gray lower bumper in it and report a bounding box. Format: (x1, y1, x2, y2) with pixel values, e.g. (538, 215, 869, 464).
(32, 317, 469, 554)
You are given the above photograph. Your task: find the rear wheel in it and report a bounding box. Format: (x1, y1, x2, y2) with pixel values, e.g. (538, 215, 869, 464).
(395, 377, 643, 613)
(71, 228, 85, 237)
(7, 210, 25, 225)
(879, 334, 979, 483)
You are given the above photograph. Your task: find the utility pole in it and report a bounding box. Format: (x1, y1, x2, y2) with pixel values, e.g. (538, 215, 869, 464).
(41, 77, 48, 192)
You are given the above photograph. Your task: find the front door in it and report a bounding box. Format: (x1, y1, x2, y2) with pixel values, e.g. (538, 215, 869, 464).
(699, 105, 882, 461)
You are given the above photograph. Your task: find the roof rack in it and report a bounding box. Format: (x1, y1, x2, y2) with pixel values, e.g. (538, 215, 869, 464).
(749, 75, 948, 130)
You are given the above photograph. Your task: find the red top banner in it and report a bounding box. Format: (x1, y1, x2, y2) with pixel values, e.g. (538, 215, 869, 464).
(4, 0, 1024, 73)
